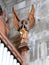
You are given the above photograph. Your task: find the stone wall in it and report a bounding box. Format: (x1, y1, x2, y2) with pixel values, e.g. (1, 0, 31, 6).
(28, 0, 49, 65)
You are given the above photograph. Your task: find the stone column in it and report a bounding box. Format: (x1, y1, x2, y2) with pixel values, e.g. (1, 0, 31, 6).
(41, 42, 47, 59)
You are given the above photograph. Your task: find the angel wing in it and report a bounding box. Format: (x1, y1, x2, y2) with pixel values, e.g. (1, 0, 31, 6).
(28, 5, 35, 29)
(12, 7, 20, 30)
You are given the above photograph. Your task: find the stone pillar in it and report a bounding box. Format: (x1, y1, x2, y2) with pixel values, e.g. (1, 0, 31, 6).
(41, 42, 47, 59)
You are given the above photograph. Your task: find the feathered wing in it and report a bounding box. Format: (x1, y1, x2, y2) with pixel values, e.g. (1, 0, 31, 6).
(12, 7, 20, 30)
(28, 5, 35, 29)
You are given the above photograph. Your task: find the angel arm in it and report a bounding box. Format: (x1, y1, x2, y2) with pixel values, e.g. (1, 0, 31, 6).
(28, 5, 35, 29)
(12, 7, 20, 30)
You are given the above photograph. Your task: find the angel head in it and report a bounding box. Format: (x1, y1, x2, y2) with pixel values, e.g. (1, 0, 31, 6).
(21, 19, 27, 25)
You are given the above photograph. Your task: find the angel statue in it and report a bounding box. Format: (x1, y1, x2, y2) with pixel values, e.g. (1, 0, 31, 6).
(12, 5, 35, 49)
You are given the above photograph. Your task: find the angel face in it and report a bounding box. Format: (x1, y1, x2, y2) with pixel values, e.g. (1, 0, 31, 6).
(21, 19, 28, 31)
(21, 20, 27, 25)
